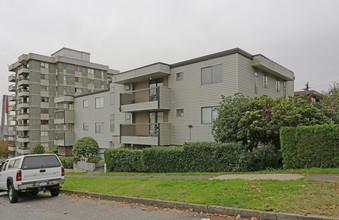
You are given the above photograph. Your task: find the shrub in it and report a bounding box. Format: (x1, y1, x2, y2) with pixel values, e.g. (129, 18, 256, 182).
(87, 156, 101, 163)
(45, 150, 58, 154)
(281, 124, 339, 169)
(72, 137, 99, 157)
(104, 149, 143, 172)
(59, 156, 74, 169)
(105, 142, 281, 173)
(30, 143, 45, 154)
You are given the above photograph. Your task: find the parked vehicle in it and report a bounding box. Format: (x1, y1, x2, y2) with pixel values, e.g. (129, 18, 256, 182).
(0, 154, 65, 203)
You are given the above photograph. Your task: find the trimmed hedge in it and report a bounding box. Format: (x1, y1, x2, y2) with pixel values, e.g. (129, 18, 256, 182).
(59, 156, 74, 169)
(281, 124, 339, 169)
(105, 142, 282, 173)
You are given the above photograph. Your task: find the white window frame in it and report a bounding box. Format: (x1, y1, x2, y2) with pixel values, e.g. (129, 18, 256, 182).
(201, 64, 223, 85)
(176, 72, 184, 81)
(83, 123, 88, 131)
(110, 114, 115, 132)
(83, 99, 88, 108)
(95, 122, 104, 134)
(276, 78, 280, 92)
(201, 106, 219, 124)
(254, 72, 258, 94)
(176, 109, 184, 117)
(95, 97, 104, 109)
(110, 87, 115, 105)
(263, 72, 268, 89)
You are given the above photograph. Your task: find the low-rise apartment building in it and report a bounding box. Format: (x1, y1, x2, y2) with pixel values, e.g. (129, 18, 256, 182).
(71, 48, 294, 154)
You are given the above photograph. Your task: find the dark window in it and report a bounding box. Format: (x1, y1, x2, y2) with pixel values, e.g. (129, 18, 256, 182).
(21, 155, 61, 169)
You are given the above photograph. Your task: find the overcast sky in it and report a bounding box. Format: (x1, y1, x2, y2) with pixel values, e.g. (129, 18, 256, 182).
(1, 0, 339, 108)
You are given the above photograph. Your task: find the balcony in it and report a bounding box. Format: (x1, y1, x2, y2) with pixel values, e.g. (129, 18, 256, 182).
(16, 124, 29, 131)
(54, 132, 75, 146)
(18, 88, 29, 97)
(54, 110, 75, 124)
(8, 95, 16, 102)
(120, 87, 170, 112)
(17, 148, 30, 155)
(17, 101, 29, 109)
(8, 115, 15, 121)
(18, 79, 29, 86)
(112, 63, 170, 84)
(8, 146, 16, 151)
(8, 105, 16, 111)
(120, 123, 171, 146)
(252, 55, 294, 81)
(17, 113, 29, 120)
(8, 85, 16, 92)
(17, 136, 29, 143)
(8, 136, 15, 141)
(8, 74, 16, 82)
(18, 67, 29, 75)
(54, 96, 74, 104)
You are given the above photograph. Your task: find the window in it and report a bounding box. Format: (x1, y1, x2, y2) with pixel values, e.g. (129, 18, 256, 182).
(125, 113, 132, 124)
(107, 75, 112, 80)
(63, 64, 67, 69)
(41, 108, 48, 114)
(8, 159, 20, 169)
(75, 88, 82, 93)
(41, 131, 49, 136)
(110, 87, 115, 105)
(201, 64, 223, 85)
(88, 89, 93, 93)
(263, 72, 268, 88)
(101, 71, 104, 77)
(95, 122, 104, 133)
(41, 120, 49, 125)
(176, 109, 184, 117)
(88, 69, 94, 74)
(75, 66, 82, 72)
(125, 84, 131, 91)
(254, 72, 258, 94)
(83, 123, 88, 131)
(83, 99, 88, 108)
(110, 114, 115, 132)
(276, 78, 280, 92)
(40, 74, 48, 80)
(75, 77, 82, 83)
(201, 107, 219, 124)
(109, 141, 114, 149)
(41, 85, 48, 91)
(41, 97, 49, 103)
(95, 97, 104, 108)
(176, 72, 184, 81)
(88, 79, 94, 84)
(41, 62, 49, 68)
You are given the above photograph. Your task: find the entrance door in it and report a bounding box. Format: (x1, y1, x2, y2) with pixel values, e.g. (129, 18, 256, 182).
(149, 79, 163, 101)
(149, 112, 164, 136)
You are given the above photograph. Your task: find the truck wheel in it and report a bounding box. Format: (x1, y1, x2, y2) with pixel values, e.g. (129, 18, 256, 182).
(8, 184, 19, 203)
(50, 188, 60, 197)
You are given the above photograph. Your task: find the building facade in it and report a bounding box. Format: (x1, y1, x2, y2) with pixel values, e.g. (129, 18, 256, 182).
(71, 48, 294, 154)
(7, 48, 118, 155)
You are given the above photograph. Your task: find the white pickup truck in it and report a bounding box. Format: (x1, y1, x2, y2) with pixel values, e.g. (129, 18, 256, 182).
(0, 154, 65, 203)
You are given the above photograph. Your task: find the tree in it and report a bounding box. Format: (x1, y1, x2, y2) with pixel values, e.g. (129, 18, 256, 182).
(72, 137, 99, 157)
(0, 140, 13, 158)
(213, 94, 333, 150)
(30, 143, 45, 154)
(303, 82, 310, 91)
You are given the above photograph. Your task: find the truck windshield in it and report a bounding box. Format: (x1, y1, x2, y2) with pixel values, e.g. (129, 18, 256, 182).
(22, 155, 61, 169)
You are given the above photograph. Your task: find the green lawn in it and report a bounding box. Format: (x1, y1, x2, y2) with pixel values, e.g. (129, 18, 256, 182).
(96, 168, 339, 177)
(65, 172, 87, 175)
(62, 177, 339, 217)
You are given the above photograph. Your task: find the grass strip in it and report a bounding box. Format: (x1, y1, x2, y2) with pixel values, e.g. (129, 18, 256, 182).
(96, 168, 339, 177)
(63, 177, 339, 217)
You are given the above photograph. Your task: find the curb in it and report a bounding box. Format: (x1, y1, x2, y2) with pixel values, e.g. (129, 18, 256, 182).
(61, 189, 338, 220)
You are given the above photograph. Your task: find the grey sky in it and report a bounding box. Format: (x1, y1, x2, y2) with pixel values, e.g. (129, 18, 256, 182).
(1, 0, 339, 105)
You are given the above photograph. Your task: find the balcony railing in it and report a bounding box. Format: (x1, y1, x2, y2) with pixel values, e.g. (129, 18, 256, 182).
(9, 95, 16, 101)
(120, 86, 170, 112)
(54, 132, 75, 146)
(8, 74, 16, 82)
(8, 85, 16, 92)
(120, 123, 171, 146)
(54, 110, 75, 124)
(18, 67, 29, 75)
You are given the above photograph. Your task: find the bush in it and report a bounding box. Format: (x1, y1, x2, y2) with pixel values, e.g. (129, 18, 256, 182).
(30, 143, 45, 154)
(281, 124, 339, 169)
(45, 150, 58, 154)
(72, 137, 99, 157)
(87, 156, 101, 163)
(59, 156, 74, 169)
(104, 149, 143, 172)
(105, 142, 281, 173)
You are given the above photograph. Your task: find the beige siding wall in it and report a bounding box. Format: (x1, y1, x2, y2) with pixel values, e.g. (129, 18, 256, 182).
(168, 54, 238, 145)
(74, 83, 125, 150)
(238, 54, 294, 98)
